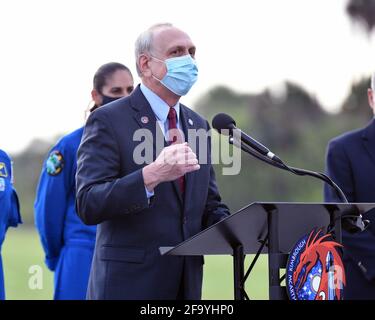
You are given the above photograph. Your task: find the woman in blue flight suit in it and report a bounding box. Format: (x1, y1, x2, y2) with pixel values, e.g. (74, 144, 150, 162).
(34, 62, 134, 300)
(0, 149, 22, 300)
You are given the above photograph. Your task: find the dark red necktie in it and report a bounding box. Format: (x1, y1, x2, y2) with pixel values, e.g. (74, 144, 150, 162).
(167, 107, 185, 194)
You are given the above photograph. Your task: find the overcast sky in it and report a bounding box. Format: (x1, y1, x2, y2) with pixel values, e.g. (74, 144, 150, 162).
(1, 0, 375, 154)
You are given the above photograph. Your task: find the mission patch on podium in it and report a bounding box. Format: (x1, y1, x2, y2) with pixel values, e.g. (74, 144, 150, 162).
(286, 228, 346, 300)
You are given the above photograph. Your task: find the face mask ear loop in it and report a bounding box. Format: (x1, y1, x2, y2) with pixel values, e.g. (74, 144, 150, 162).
(150, 55, 164, 64)
(149, 55, 166, 83)
(152, 74, 163, 83)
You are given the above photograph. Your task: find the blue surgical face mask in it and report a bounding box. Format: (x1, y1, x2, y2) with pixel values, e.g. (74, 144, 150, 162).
(152, 54, 198, 96)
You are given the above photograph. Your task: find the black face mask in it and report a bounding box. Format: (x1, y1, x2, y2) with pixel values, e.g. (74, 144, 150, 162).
(101, 95, 121, 106)
(90, 95, 121, 113)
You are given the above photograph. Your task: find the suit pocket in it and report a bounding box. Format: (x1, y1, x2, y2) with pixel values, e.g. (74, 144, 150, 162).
(99, 245, 145, 264)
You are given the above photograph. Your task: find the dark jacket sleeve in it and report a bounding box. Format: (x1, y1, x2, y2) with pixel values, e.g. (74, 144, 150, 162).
(324, 139, 355, 202)
(202, 121, 231, 228)
(75, 111, 149, 225)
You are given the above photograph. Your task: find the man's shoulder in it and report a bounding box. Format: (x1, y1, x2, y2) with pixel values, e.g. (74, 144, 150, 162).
(328, 126, 365, 147)
(180, 104, 209, 128)
(94, 95, 134, 119)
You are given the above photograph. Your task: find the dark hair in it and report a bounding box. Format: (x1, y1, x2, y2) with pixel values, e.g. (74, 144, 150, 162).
(93, 62, 132, 94)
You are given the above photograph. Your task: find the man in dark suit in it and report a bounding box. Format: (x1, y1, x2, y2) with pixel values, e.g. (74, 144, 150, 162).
(75, 23, 230, 300)
(324, 74, 375, 299)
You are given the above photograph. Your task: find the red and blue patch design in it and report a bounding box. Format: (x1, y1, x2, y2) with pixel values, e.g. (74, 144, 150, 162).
(286, 229, 346, 300)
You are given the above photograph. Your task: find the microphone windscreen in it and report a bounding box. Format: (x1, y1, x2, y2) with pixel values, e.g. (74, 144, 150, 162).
(212, 113, 236, 133)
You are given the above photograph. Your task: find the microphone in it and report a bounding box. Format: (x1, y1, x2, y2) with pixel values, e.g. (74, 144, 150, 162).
(212, 113, 280, 162)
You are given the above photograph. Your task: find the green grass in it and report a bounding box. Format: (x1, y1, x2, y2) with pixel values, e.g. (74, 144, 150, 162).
(202, 254, 269, 300)
(2, 227, 269, 300)
(2, 226, 53, 300)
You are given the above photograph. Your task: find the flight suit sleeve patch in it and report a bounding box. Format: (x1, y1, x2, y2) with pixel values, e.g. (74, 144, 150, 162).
(0, 162, 8, 177)
(46, 151, 64, 176)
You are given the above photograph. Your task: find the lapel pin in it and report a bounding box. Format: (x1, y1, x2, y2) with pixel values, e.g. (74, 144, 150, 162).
(188, 119, 193, 126)
(141, 116, 149, 124)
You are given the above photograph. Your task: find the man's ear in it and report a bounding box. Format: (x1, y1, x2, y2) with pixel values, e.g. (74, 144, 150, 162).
(138, 54, 152, 77)
(368, 89, 375, 113)
(91, 89, 102, 106)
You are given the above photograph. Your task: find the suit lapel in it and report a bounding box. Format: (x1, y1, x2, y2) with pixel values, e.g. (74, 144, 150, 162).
(180, 105, 197, 211)
(362, 119, 375, 166)
(130, 86, 165, 161)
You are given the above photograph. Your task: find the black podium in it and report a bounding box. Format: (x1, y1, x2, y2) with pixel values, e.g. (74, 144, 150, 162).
(160, 202, 375, 300)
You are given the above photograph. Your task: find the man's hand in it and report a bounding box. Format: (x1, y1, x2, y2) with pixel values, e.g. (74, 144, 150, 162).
(142, 142, 200, 192)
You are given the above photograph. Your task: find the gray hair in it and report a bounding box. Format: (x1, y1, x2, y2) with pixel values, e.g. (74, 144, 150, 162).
(372, 73, 375, 91)
(134, 23, 174, 77)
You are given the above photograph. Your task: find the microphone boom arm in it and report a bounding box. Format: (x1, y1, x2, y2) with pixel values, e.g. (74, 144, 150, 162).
(229, 136, 348, 203)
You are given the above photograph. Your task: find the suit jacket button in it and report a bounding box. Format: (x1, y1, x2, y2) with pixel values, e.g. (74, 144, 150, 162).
(183, 216, 187, 224)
